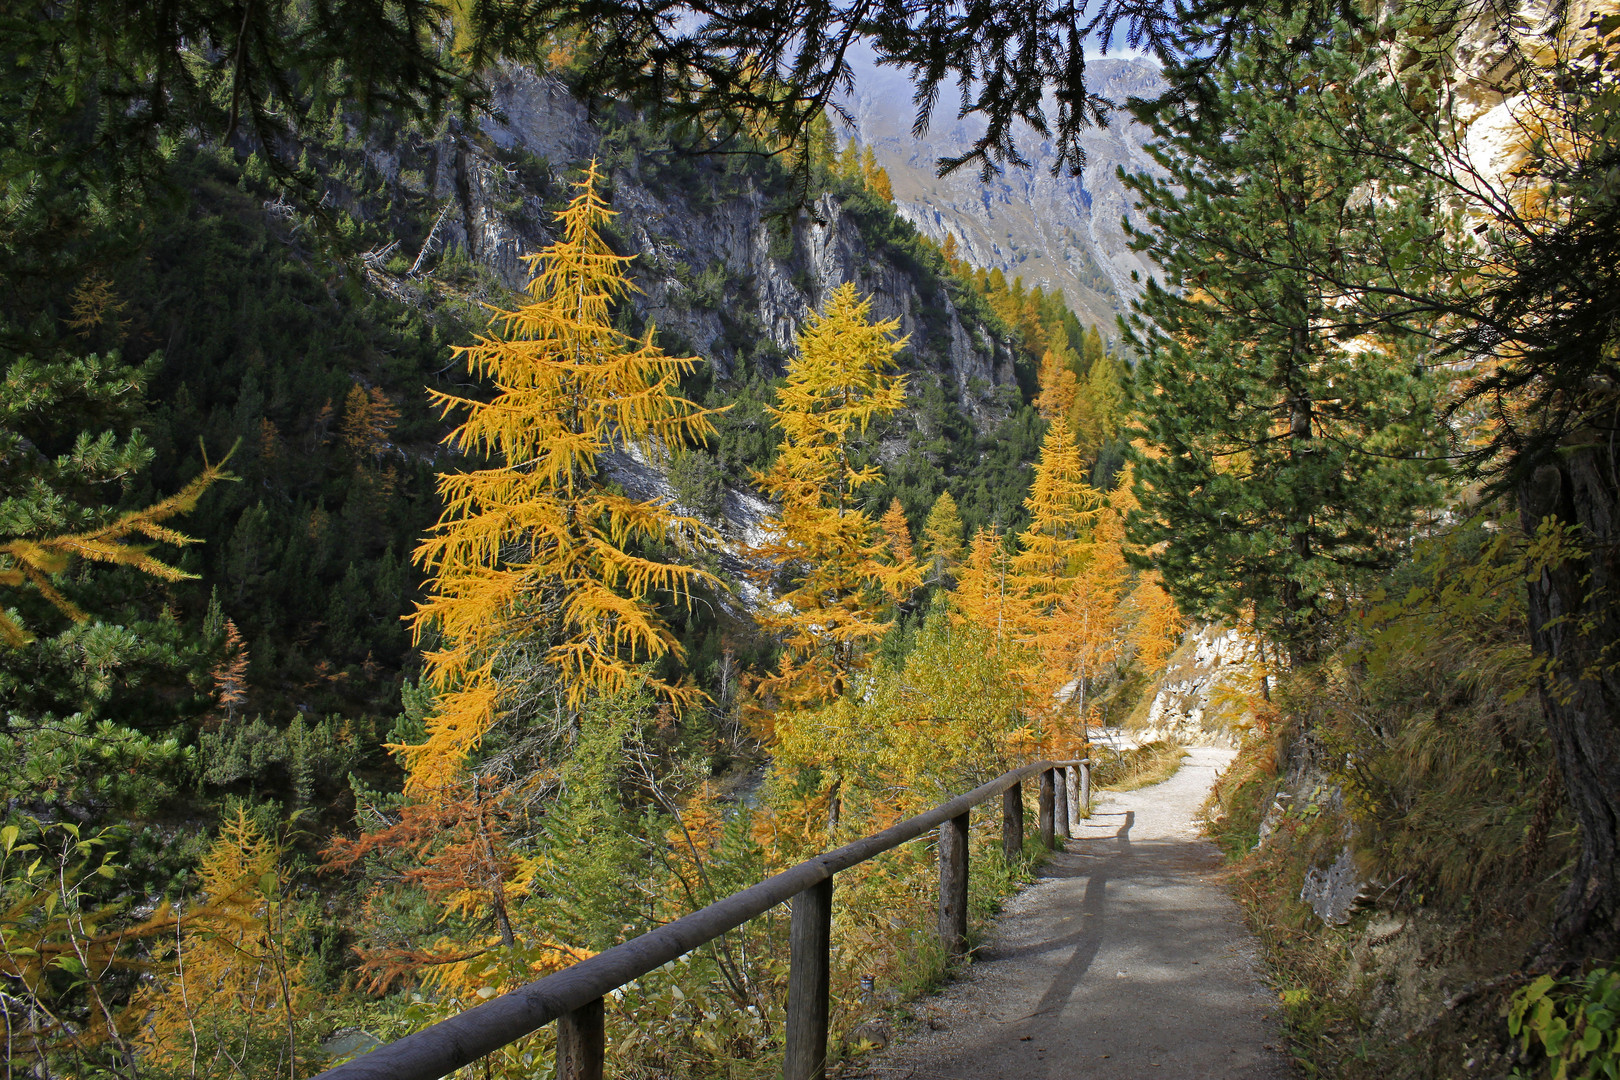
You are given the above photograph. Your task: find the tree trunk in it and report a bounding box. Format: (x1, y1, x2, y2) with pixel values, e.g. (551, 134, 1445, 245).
(1517, 429, 1620, 959)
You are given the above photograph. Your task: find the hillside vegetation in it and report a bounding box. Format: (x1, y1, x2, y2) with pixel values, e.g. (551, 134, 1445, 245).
(3, 0, 1618, 1076)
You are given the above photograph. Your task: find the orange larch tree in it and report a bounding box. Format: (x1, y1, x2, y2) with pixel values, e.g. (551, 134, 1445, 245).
(405, 161, 722, 793)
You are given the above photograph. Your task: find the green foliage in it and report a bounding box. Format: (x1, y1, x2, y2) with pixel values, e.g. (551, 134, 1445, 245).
(198, 713, 371, 804)
(669, 449, 728, 519)
(1510, 969, 1620, 1080)
(1124, 12, 1453, 664)
(528, 692, 653, 952)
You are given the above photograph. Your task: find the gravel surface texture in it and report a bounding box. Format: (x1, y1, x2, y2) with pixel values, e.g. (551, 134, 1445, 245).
(845, 747, 1294, 1079)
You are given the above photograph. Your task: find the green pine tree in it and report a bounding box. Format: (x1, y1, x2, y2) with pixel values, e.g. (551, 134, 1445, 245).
(1121, 13, 1453, 665)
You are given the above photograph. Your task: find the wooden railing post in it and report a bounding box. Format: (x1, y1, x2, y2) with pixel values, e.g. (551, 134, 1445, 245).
(1001, 780, 1023, 865)
(1079, 760, 1091, 818)
(557, 997, 604, 1080)
(784, 876, 833, 1080)
(938, 811, 970, 958)
(311, 760, 1071, 1080)
(1065, 764, 1079, 825)
(1054, 768, 1070, 839)
(1038, 769, 1055, 848)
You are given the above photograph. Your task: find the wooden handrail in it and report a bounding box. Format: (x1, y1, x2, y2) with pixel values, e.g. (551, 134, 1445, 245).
(312, 758, 1092, 1080)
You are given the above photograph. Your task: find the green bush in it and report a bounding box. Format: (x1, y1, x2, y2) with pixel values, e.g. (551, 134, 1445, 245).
(1510, 968, 1620, 1080)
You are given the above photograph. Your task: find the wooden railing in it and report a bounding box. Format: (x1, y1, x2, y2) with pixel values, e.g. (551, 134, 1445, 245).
(312, 758, 1093, 1080)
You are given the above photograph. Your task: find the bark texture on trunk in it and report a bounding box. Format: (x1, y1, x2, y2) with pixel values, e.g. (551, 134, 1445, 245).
(1518, 433, 1620, 958)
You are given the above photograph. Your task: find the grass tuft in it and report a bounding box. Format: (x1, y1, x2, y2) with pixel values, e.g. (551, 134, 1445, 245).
(1090, 740, 1187, 793)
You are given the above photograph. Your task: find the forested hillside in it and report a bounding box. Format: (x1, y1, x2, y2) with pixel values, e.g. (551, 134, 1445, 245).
(4, 0, 1618, 1077)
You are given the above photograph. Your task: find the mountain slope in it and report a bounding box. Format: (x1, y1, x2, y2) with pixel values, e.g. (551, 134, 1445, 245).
(845, 57, 1167, 333)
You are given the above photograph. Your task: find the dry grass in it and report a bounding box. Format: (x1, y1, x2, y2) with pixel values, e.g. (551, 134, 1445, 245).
(1090, 740, 1187, 793)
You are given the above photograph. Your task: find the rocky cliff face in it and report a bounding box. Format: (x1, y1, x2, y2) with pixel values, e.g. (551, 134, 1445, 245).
(1131, 623, 1268, 746)
(845, 57, 1168, 333)
(371, 63, 1026, 428)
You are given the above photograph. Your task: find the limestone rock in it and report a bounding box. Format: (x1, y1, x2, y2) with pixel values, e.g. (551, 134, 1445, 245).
(1134, 623, 1265, 746)
(1300, 846, 1370, 926)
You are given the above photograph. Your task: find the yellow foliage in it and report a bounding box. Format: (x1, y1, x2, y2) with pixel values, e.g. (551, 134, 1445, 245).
(339, 383, 400, 461)
(920, 489, 966, 584)
(1127, 571, 1185, 672)
(951, 525, 1016, 643)
(749, 283, 922, 712)
(1011, 415, 1103, 629)
(773, 614, 1033, 826)
(405, 162, 723, 792)
(1035, 346, 1079, 423)
(133, 809, 310, 1073)
(879, 497, 914, 562)
(0, 454, 232, 647)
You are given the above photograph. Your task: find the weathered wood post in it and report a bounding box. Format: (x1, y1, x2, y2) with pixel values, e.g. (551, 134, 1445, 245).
(784, 876, 833, 1080)
(1002, 780, 1023, 866)
(1038, 769, 1055, 848)
(1054, 768, 1070, 839)
(938, 811, 970, 958)
(1080, 760, 1092, 818)
(1065, 764, 1080, 824)
(556, 997, 605, 1080)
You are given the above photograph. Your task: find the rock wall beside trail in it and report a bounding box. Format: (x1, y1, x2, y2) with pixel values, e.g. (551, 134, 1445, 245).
(1131, 624, 1268, 746)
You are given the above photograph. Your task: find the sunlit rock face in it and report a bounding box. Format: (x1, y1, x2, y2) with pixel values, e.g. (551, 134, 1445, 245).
(844, 56, 1169, 334)
(1135, 624, 1265, 747)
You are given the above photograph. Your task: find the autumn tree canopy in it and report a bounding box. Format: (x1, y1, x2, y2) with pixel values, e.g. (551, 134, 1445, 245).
(750, 284, 922, 714)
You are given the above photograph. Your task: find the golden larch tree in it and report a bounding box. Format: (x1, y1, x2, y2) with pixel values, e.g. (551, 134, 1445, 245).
(1035, 345, 1080, 424)
(920, 489, 965, 585)
(750, 283, 921, 713)
(405, 161, 721, 792)
(1036, 493, 1130, 724)
(879, 497, 914, 562)
(1011, 414, 1103, 632)
(134, 810, 310, 1076)
(950, 525, 1015, 645)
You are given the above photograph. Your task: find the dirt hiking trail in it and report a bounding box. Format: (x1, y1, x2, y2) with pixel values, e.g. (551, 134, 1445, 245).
(849, 747, 1294, 1079)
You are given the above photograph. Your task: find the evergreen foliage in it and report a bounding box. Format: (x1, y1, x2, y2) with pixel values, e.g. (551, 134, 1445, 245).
(1123, 14, 1452, 663)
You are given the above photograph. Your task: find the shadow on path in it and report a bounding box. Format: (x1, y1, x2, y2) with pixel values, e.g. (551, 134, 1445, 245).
(848, 750, 1292, 1080)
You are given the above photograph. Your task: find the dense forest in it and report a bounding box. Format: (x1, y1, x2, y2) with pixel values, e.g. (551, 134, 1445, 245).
(3, 0, 1618, 1077)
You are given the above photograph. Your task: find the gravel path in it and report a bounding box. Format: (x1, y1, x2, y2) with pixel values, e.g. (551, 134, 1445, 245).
(847, 747, 1294, 1079)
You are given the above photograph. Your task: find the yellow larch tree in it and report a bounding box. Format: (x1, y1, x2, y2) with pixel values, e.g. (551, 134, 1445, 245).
(1127, 570, 1185, 672)
(879, 497, 914, 562)
(405, 161, 721, 792)
(134, 809, 310, 1076)
(1034, 344, 1079, 425)
(1007, 415, 1115, 728)
(1011, 415, 1103, 632)
(1036, 490, 1131, 726)
(920, 489, 965, 586)
(950, 525, 1016, 646)
(750, 283, 922, 714)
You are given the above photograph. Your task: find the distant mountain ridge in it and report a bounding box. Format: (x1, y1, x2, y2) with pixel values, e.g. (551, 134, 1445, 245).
(844, 57, 1168, 334)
